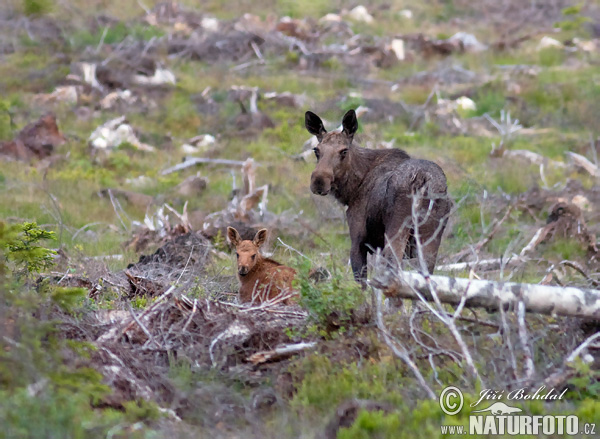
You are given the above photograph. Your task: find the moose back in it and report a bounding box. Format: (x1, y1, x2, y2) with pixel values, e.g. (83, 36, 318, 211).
(305, 109, 451, 280)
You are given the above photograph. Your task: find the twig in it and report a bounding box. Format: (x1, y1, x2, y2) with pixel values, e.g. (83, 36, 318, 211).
(181, 298, 198, 332)
(559, 260, 600, 287)
(373, 287, 436, 400)
(452, 205, 514, 262)
(107, 189, 129, 232)
(121, 286, 175, 336)
(277, 237, 312, 262)
(136, 0, 151, 14)
(250, 41, 264, 61)
(566, 332, 600, 363)
(517, 300, 535, 381)
(95, 26, 109, 54)
(72, 222, 105, 242)
(499, 306, 519, 379)
(127, 303, 158, 348)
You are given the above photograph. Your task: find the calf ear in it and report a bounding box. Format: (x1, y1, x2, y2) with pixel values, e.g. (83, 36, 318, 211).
(305, 111, 327, 142)
(253, 228, 268, 248)
(227, 227, 241, 246)
(342, 109, 358, 142)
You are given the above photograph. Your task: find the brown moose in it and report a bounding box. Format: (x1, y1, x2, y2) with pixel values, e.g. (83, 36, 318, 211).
(305, 109, 451, 281)
(227, 227, 297, 304)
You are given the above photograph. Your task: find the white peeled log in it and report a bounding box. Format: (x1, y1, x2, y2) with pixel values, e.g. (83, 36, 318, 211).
(371, 268, 600, 320)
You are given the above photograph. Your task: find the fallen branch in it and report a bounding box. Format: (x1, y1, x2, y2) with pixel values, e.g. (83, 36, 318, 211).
(247, 341, 317, 365)
(566, 151, 600, 178)
(161, 157, 249, 175)
(436, 256, 524, 273)
(371, 271, 600, 320)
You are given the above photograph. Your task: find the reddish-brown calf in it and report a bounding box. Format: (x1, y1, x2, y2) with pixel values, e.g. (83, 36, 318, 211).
(227, 227, 297, 304)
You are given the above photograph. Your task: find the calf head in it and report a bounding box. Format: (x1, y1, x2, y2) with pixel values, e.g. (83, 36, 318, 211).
(305, 109, 358, 196)
(227, 227, 268, 276)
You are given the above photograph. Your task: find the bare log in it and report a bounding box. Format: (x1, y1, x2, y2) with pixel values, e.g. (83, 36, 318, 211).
(247, 341, 317, 365)
(371, 270, 600, 320)
(161, 157, 249, 175)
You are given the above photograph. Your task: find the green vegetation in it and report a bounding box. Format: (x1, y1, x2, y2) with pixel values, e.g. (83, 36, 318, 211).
(1, 0, 599, 437)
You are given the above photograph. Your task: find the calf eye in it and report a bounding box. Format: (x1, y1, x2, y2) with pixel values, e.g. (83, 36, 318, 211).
(313, 147, 320, 160)
(340, 148, 348, 158)
(236, 253, 239, 258)
(251, 254, 256, 260)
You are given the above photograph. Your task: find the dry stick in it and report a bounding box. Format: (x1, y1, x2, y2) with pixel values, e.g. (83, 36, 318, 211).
(373, 287, 436, 400)
(452, 205, 514, 262)
(71, 222, 105, 242)
(247, 342, 317, 365)
(161, 157, 249, 175)
(499, 306, 519, 380)
(127, 302, 158, 348)
(216, 300, 307, 318)
(250, 41, 264, 61)
(181, 298, 198, 333)
(107, 189, 129, 232)
(95, 26, 109, 54)
(409, 191, 485, 386)
(136, 0, 151, 14)
(517, 300, 535, 381)
(437, 223, 547, 273)
(566, 331, 600, 363)
(560, 260, 600, 287)
(120, 286, 175, 336)
(277, 237, 312, 262)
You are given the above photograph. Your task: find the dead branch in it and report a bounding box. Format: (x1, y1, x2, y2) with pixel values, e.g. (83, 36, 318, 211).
(566, 151, 600, 178)
(566, 331, 600, 364)
(161, 157, 249, 175)
(372, 287, 436, 400)
(452, 205, 514, 262)
(517, 300, 535, 381)
(247, 341, 317, 365)
(371, 269, 600, 320)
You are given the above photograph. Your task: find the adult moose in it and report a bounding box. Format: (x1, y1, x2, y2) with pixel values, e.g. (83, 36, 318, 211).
(305, 109, 451, 281)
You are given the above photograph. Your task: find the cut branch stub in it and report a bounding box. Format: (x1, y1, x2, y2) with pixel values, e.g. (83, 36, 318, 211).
(371, 270, 600, 320)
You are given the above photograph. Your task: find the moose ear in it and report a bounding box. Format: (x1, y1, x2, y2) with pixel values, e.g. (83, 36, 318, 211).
(253, 228, 268, 248)
(227, 227, 241, 246)
(342, 109, 358, 142)
(305, 111, 327, 142)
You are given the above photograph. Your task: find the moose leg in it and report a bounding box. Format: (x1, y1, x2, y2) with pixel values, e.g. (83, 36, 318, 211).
(383, 226, 411, 271)
(416, 203, 450, 273)
(350, 240, 368, 283)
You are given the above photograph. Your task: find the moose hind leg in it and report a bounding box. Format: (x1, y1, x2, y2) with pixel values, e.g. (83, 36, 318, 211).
(383, 224, 411, 272)
(417, 211, 449, 273)
(350, 241, 368, 283)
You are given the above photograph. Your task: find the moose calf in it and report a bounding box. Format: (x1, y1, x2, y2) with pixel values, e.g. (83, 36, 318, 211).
(305, 109, 451, 281)
(227, 227, 296, 304)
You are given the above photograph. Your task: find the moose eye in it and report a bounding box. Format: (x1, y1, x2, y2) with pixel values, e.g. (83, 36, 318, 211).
(340, 148, 348, 159)
(313, 147, 320, 160)
(251, 255, 256, 260)
(235, 253, 239, 258)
